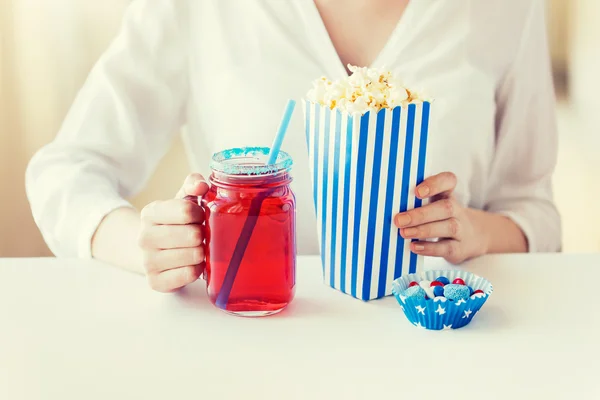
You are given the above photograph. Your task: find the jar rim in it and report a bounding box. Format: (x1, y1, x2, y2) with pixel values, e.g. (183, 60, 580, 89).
(210, 147, 293, 176)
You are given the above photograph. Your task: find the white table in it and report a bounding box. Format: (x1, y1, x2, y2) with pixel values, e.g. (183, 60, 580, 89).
(1, 255, 599, 400)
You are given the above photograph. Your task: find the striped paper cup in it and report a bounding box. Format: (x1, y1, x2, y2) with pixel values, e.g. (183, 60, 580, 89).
(391, 270, 493, 330)
(303, 100, 431, 301)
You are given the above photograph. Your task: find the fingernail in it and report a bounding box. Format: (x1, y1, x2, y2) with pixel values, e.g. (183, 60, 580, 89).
(395, 214, 412, 227)
(413, 244, 425, 252)
(403, 228, 417, 237)
(418, 185, 430, 198)
(194, 180, 207, 187)
(187, 180, 205, 191)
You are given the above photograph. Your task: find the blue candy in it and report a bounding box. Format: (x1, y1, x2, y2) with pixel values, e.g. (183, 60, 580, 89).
(443, 284, 471, 301)
(467, 286, 474, 296)
(433, 285, 445, 297)
(404, 285, 427, 300)
(435, 276, 450, 286)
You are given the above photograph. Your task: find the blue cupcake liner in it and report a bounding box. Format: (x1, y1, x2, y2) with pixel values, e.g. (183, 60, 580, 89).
(392, 270, 493, 331)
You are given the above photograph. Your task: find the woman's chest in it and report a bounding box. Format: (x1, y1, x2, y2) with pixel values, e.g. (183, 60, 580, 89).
(187, 0, 501, 206)
(312, 0, 410, 71)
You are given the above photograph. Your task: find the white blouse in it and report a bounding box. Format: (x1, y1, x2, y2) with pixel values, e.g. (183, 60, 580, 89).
(26, 0, 562, 258)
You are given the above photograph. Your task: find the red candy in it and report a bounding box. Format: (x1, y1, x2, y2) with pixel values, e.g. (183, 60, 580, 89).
(408, 281, 419, 288)
(472, 289, 484, 295)
(430, 281, 444, 287)
(452, 278, 465, 285)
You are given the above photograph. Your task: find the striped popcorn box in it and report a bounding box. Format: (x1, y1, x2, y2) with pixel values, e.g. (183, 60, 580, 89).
(303, 100, 432, 301)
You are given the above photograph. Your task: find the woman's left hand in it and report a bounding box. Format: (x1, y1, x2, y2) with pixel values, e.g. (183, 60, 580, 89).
(394, 172, 488, 264)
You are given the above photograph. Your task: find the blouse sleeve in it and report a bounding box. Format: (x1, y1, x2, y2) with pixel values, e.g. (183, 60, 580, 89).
(485, 0, 562, 252)
(25, 0, 190, 258)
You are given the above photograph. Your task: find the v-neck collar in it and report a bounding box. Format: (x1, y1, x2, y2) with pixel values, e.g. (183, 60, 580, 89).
(296, 0, 418, 80)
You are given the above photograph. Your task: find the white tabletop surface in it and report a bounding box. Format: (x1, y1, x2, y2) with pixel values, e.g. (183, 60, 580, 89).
(1, 254, 599, 400)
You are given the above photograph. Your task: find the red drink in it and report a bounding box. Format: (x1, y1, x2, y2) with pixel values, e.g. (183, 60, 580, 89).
(202, 147, 296, 316)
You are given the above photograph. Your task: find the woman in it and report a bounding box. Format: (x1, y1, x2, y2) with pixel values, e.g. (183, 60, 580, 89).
(26, 0, 561, 292)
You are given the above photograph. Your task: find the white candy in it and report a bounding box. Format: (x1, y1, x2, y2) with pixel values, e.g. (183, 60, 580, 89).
(419, 280, 431, 289)
(419, 281, 436, 299)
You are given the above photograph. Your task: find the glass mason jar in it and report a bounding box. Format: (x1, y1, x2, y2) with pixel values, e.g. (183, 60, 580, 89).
(201, 147, 296, 317)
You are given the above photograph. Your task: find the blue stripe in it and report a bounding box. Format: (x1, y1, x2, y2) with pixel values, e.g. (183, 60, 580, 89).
(394, 104, 416, 280)
(339, 115, 353, 294)
(321, 109, 331, 273)
(410, 102, 431, 273)
(377, 107, 401, 298)
(330, 111, 342, 289)
(304, 100, 311, 151)
(362, 110, 386, 300)
(351, 112, 370, 298)
(313, 106, 320, 219)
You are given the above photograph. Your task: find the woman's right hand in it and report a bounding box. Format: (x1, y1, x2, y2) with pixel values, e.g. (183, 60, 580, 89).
(138, 173, 210, 292)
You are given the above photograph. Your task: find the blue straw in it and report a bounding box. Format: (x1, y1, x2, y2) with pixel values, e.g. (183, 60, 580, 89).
(267, 100, 296, 165)
(215, 99, 297, 311)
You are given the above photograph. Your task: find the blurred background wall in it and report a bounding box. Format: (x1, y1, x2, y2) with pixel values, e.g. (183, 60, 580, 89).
(0, 0, 189, 257)
(0, 0, 598, 257)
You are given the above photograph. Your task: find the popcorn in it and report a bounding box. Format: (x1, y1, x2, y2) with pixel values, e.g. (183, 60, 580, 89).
(306, 65, 425, 114)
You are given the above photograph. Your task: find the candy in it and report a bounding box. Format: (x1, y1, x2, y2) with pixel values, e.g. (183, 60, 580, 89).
(404, 278, 483, 302)
(443, 284, 471, 301)
(435, 276, 450, 286)
(419, 281, 436, 300)
(404, 285, 427, 300)
(419, 280, 432, 289)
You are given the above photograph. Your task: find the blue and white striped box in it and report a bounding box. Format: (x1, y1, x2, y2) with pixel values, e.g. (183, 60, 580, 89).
(304, 100, 432, 301)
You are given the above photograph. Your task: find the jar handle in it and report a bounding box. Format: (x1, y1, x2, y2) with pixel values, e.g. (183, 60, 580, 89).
(183, 195, 208, 281)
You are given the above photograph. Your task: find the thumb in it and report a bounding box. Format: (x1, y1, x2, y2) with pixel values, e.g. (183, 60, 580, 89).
(175, 173, 210, 199)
